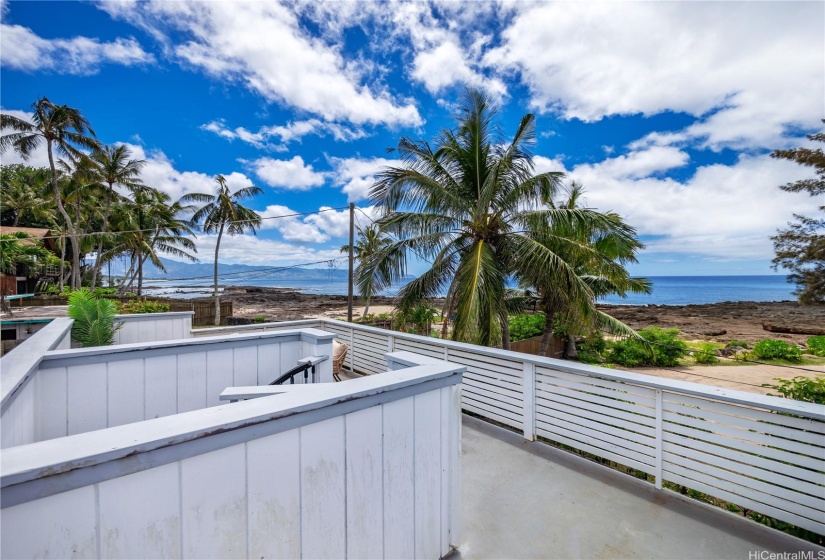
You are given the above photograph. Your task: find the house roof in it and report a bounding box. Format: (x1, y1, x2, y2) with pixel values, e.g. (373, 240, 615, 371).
(0, 227, 57, 252)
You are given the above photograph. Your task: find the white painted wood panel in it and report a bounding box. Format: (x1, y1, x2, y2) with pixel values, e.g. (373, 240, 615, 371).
(155, 317, 175, 342)
(256, 343, 280, 386)
(415, 390, 442, 560)
(247, 430, 302, 560)
(34, 366, 67, 441)
(233, 346, 258, 387)
(181, 445, 247, 559)
(0, 485, 97, 559)
(345, 405, 384, 559)
(67, 362, 107, 435)
(301, 417, 346, 559)
(177, 351, 206, 413)
(144, 354, 178, 420)
(206, 349, 234, 407)
(107, 358, 145, 428)
(383, 396, 416, 559)
(98, 462, 180, 558)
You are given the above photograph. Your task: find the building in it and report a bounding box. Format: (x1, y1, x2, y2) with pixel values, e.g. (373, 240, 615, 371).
(0, 226, 60, 296)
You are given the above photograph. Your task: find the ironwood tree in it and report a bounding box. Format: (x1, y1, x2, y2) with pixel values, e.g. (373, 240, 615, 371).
(771, 121, 825, 304)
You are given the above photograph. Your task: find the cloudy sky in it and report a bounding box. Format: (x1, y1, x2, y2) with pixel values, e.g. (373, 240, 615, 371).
(1, 0, 822, 276)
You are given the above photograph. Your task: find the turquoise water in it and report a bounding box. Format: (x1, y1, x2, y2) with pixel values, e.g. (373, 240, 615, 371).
(149, 275, 796, 305)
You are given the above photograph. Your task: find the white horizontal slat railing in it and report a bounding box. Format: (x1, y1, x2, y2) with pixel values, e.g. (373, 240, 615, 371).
(206, 318, 825, 536)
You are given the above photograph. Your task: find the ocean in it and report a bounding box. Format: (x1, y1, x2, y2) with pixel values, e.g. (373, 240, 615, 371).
(145, 274, 796, 306)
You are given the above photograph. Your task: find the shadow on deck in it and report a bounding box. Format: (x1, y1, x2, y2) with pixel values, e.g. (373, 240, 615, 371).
(460, 415, 823, 559)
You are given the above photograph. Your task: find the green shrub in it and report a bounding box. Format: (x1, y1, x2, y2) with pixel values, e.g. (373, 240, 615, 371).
(92, 287, 118, 296)
(762, 376, 825, 404)
(509, 313, 545, 342)
(805, 336, 825, 357)
(68, 289, 121, 347)
(751, 339, 802, 363)
(577, 334, 607, 364)
(252, 315, 267, 324)
(609, 327, 688, 367)
(725, 340, 751, 349)
(692, 343, 719, 364)
(119, 299, 171, 314)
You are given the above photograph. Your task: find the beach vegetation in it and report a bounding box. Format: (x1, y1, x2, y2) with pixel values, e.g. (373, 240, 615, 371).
(67, 288, 121, 347)
(692, 342, 720, 365)
(182, 175, 263, 325)
(762, 376, 825, 404)
(118, 299, 170, 314)
(508, 313, 545, 342)
(363, 88, 644, 350)
(342, 224, 392, 316)
(608, 327, 687, 367)
(577, 333, 608, 364)
(770, 121, 824, 304)
(750, 339, 803, 363)
(252, 315, 267, 324)
(725, 339, 751, 349)
(1, 97, 102, 290)
(805, 335, 825, 357)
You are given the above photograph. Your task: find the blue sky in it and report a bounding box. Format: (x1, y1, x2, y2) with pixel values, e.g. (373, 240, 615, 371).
(1, 0, 823, 276)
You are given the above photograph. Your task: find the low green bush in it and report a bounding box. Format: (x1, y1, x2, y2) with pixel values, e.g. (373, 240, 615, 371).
(577, 334, 607, 364)
(509, 313, 545, 342)
(751, 339, 802, 363)
(693, 343, 720, 365)
(762, 376, 825, 404)
(92, 287, 118, 296)
(252, 315, 267, 324)
(805, 336, 825, 357)
(119, 299, 171, 314)
(609, 327, 688, 367)
(725, 340, 751, 349)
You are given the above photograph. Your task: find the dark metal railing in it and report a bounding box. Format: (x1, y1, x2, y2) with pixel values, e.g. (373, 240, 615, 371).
(269, 362, 316, 385)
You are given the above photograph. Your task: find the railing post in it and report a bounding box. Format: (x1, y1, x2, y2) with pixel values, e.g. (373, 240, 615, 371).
(522, 362, 536, 441)
(349, 327, 355, 372)
(388, 334, 395, 353)
(655, 389, 663, 489)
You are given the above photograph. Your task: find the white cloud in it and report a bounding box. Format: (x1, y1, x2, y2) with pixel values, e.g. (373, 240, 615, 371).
(201, 118, 367, 150)
(329, 156, 399, 202)
(255, 204, 380, 243)
(486, 2, 824, 150)
(120, 143, 256, 201)
(247, 156, 327, 191)
(188, 233, 344, 266)
(552, 147, 820, 260)
(0, 22, 153, 74)
(101, 1, 421, 127)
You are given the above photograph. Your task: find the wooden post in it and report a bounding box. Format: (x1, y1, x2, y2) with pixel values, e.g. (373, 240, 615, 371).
(347, 202, 355, 323)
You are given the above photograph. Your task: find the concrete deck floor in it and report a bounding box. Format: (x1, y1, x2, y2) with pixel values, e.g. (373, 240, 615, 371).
(460, 415, 824, 560)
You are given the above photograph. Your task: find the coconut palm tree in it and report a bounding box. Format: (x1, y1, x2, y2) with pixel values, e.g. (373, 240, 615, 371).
(182, 175, 262, 325)
(521, 182, 650, 357)
(0, 165, 54, 227)
(341, 224, 392, 315)
(365, 89, 620, 349)
(0, 98, 101, 289)
(89, 144, 146, 289)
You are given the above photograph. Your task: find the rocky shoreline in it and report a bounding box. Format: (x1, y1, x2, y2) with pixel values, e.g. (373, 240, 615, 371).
(217, 286, 824, 344)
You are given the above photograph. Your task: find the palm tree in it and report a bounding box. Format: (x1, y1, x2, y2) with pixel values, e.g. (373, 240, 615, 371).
(0, 165, 53, 227)
(365, 89, 616, 349)
(88, 144, 146, 289)
(341, 224, 392, 315)
(103, 188, 198, 295)
(1, 98, 101, 289)
(182, 175, 262, 325)
(521, 182, 650, 356)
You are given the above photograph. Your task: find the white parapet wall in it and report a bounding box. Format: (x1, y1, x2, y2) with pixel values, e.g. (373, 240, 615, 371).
(113, 311, 194, 345)
(0, 360, 464, 559)
(0, 328, 335, 448)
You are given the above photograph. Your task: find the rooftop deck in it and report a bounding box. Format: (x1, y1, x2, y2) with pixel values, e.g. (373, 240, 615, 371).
(461, 415, 822, 559)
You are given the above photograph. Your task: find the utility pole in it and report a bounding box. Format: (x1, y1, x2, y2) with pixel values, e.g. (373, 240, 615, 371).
(347, 202, 355, 322)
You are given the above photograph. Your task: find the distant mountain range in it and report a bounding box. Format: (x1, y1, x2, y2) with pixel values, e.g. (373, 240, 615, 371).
(115, 258, 349, 281)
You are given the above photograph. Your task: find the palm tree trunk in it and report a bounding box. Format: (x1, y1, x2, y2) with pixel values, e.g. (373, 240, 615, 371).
(564, 337, 578, 359)
(47, 140, 80, 290)
(441, 295, 455, 339)
(90, 183, 114, 291)
(500, 314, 511, 350)
(58, 232, 66, 292)
(213, 224, 224, 325)
(364, 296, 370, 316)
(539, 307, 555, 357)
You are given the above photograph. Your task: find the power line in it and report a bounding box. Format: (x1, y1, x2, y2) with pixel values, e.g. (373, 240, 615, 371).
(141, 257, 349, 283)
(0, 206, 350, 242)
